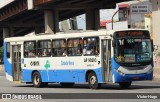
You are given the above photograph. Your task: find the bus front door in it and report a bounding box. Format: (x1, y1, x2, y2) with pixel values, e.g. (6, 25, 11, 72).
(102, 39, 112, 82)
(12, 45, 21, 82)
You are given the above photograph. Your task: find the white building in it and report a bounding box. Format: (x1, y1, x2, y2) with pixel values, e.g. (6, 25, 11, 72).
(106, 0, 152, 30)
(150, 0, 160, 50)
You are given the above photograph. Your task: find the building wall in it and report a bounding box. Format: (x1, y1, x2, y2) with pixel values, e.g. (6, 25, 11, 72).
(151, 0, 160, 48)
(145, 15, 152, 33)
(116, 0, 152, 28)
(150, 0, 160, 80)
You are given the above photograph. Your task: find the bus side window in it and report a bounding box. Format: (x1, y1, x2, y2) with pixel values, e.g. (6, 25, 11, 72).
(24, 52, 28, 57)
(37, 40, 51, 57)
(24, 41, 36, 58)
(6, 43, 10, 58)
(37, 50, 42, 57)
(52, 39, 66, 57)
(29, 50, 35, 57)
(67, 38, 82, 56)
(83, 37, 99, 55)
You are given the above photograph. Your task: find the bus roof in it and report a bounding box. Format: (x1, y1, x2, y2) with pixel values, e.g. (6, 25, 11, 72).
(106, 29, 149, 35)
(4, 30, 108, 42)
(4, 29, 149, 42)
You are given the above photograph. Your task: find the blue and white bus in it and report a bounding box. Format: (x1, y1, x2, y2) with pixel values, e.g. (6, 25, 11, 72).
(4, 29, 153, 89)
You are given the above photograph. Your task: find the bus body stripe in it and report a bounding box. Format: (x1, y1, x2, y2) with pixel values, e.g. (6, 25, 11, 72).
(21, 68, 103, 83)
(4, 42, 12, 76)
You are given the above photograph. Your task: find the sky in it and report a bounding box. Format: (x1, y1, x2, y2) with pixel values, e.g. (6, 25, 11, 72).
(0, 0, 14, 8)
(76, 9, 116, 30)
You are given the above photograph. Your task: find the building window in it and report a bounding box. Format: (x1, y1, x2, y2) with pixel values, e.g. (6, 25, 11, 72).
(6, 43, 10, 58)
(52, 39, 66, 57)
(83, 37, 99, 55)
(24, 41, 36, 58)
(67, 38, 82, 56)
(119, 8, 128, 21)
(37, 40, 51, 57)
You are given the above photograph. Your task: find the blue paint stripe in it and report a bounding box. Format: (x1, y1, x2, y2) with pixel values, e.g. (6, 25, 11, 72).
(22, 68, 103, 83)
(111, 57, 120, 70)
(111, 57, 153, 82)
(4, 42, 12, 76)
(113, 70, 153, 82)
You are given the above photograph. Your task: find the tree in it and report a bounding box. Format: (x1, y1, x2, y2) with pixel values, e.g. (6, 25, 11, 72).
(0, 46, 3, 57)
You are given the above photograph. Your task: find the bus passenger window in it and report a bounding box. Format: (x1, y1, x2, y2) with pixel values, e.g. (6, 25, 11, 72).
(67, 38, 82, 56)
(37, 50, 42, 57)
(95, 47, 99, 55)
(29, 50, 35, 57)
(52, 39, 66, 57)
(24, 52, 28, 57)
(6, 43, 10, 58)
(42, 50, 47, 56)
(77, 49, 82, 55)
(24, 41, 36, 58)
(37, 40, 51, 57)
(62, 49, 67, 56)
(83, 37, 99, 55)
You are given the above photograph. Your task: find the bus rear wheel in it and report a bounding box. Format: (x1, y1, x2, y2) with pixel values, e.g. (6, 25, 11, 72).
(88, 72, 101, 89)
(32, 72, 47, 88)
(119, 82, 131, 89)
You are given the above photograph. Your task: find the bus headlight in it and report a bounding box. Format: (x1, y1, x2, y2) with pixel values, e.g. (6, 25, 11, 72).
(147, 68, 153, 73)
(115, 69, 125, 76)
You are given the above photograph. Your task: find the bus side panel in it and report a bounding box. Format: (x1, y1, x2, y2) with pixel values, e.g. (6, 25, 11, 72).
(40, 70, 76, 82)
(21, 68, 103, 83)
(22, 69, 32, 82)
(4, 42, 13, 81)
(93, 68, 103, 83)
(111, 57, 120, 83)
(22, 69, 78, 82)
(111, 57, 120, 70)
(39, 68, 103, 83)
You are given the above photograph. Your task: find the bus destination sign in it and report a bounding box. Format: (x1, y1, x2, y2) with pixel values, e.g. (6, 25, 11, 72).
(115, 31, 149, 38)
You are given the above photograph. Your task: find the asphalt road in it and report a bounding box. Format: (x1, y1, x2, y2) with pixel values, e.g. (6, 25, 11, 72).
(0, 72, 160, 102)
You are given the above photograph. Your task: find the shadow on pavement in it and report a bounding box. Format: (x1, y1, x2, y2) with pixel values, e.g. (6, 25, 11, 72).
(13, 83, 160, 90)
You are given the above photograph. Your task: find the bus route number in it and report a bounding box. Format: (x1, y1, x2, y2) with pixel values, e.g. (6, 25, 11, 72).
(30, 61, 40, 66)
(84, 58, 97, 62)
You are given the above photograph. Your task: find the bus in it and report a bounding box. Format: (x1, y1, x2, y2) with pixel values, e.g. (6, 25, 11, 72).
(3, 29, 153, 89)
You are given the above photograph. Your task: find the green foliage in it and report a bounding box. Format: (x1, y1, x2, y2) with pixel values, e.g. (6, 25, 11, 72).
(0, 46, 3, 57)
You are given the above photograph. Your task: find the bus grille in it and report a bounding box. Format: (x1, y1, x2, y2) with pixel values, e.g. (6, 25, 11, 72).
(124, 66, 146, 70)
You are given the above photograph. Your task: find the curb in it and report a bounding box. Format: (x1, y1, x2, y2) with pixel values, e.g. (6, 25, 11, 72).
(0, 65, 4, 72)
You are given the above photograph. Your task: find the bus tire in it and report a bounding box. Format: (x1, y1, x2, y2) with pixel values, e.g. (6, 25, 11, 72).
(32, 71, 43, 88)
(60, 83, 74, 87)
(119, 82, 132, 89)
(88, 72, 101, 89)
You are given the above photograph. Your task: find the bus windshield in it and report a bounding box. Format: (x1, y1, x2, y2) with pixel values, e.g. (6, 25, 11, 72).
(114, 31, 152, 65)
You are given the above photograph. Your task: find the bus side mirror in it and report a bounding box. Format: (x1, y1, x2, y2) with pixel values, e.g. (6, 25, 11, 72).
(112, 40, 116, 47)
(151, 40, 154, 51)
(154, 45, 158, 51)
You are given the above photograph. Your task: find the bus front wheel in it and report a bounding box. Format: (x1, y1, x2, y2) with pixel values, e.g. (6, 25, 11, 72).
(32, 71, 47, 88)
(88, 72, 101, 89)
(119, 82, 131, 89)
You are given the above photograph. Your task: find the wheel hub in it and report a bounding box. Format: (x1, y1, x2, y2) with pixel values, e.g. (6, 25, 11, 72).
(34, 75, 39, 85)
(90, 76, 96, 85)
